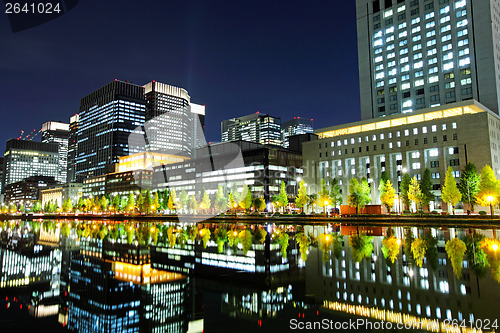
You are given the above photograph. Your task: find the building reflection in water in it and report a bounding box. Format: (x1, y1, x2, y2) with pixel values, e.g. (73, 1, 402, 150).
(66, 237, 188, 333)
(305, 225, 500, 332)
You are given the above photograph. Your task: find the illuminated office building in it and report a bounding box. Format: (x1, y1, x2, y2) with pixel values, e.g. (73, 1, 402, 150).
(144, 81, 205, 157)
(152, 141, 303, 203)
(40, 182, 82, 207)
(4, 175, 57, 207)
(1, 139, 59, 193)
(66, 114, 79, 183)
(356, 0, 500, 119)
(75, 80, 146, 182)
(221, 112, 282, 146)
(41, 121, 69, 183)
(302, 101, 500, 210)
(281, 117, 314, 148)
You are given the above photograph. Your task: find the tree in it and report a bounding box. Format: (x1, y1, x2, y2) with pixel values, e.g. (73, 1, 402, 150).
(112, 195, 120, 212)
(143, 190, 152, 213)
(400, 173, 411, 211)
(77, 197, 85, 212)
(214, 186, 227, 213)
(458, 163, 481, 212)
(306, 194, 317, 214)
(200, 188, 211, 213)
(179, 190, 188, 213)
(329, 178, 343, 210)
(152, 191, 160, 213)
(317, 179, 331, 215)
(380, 180, 396, 213)
(408, 176, 422, 212)
(161, 190, 170, 210)
(100, 196, 109, 212)
(62, 198, 72, 213)
(227, 192, 236, 212)
(476, 165, 500, 217)
(188, 195, 198, 213)
(137, 193, 144, 212)
(347, 178, 371, 215)
(272, 181, 289, 212)
(126, 192, 135, 212)
(295, 180, 308, 213)
(378, 171, 390, 196)
(238, 184, 252, 212)
(441, 166, 462, 215)
(32, 201, 42, 213)
(420, 169, 433, 211)
(168, 190, 176, 212)
(252, 196, 266, 212)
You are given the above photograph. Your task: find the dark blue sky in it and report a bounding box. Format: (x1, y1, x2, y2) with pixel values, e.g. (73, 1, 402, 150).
(0, 0, 360, 145)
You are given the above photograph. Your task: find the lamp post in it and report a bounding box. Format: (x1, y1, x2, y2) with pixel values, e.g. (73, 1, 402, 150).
(486, 195, 494, 218)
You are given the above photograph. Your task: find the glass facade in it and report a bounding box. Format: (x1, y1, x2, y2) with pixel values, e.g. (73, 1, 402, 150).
(221, 113, 282, 146)
(75, 80, 146, 182)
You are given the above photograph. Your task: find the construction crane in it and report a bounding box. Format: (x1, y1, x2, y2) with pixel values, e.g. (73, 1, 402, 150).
(17, 128, 42, 141)
(25, 129, 42, 141)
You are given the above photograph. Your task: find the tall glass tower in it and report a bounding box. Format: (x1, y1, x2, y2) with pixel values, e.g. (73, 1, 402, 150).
(75, 80, 146, 182)
(66, 114, 79, 183)
(41, 121, 69, 183)
(356, 0, 500, 119)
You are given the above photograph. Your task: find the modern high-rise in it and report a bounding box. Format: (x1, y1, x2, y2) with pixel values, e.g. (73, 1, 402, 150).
(190, 102, 206, 149)
(1, 139, 59, 192)
(281, 117, 314, 148)
(221, 112, 282, 146)
(144, 81, 201, 157)
(66, 114, 78, 183)
(75, 80, 146, 182)
(41, 121, 69, 183)
(356, 0, 500, 119)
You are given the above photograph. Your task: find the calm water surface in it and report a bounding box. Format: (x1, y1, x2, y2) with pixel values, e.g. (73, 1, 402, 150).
(0, 219, 499, 332)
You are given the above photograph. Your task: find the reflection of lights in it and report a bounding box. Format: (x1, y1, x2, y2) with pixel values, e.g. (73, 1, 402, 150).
(487, 195, 495, 204)
(325, 235, 330, 241)
(397, 239, 401, 245)
(409, 269, 414, 277)
(324, 201, 328, 206)
(493, 244, 498, 251)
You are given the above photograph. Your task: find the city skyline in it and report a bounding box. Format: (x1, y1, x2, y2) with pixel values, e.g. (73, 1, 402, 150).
(0, 1, 360, 147)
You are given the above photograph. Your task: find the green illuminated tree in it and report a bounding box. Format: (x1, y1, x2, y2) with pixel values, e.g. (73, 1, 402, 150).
(295, 180, 308, 213)
(458, 163, 481, 212)
(445, 237, 467, 279)
(200, 188, 211, 213)
(329, 178, 343, 210)
(476, 165, 500, 216)
(408, 176, 422, 212)
(441, 166, 462, 215)
(420, 169, 434, 211)
(214, 185, 227, 213)
(380, 180, 396, 213)
(400, 173, 411, 211)
(347, 178, 371, 216)
(317, 179, 331, 215)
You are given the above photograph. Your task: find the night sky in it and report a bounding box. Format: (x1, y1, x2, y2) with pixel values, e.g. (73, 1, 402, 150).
(0, 0, 360, 147)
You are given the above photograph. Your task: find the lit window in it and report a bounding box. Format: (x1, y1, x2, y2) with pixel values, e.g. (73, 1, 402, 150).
(404, 129, 410, 136)
(429, 76, 439, 83)
(440, 6, 450, 15)
(459, 57, 470, 66)
(452, 122, 457, 129)
(426, 21, 435, 29)
(457, 19, 468, 27)
(461, 78, 472, 85)
(443, 62, 454, 71)
(399, 31, 408, 38)
(412, 26, 421, 34)
(374, 30, 383, 38)
(425, 12, 435, 20)
(402, 83, 410, 90)
(427, 39, 436, 47)
(412, 151, 420, 158)
(375, 56, 383, 63)
(386, 26, 395, 34)
(413, 128, 418, 135)
(412, 162, 421, 169)
(442, 34, 452, 42)
(414, 61, 423, 69)
(398, 5, 405, 12)
(384, 9, 393, 18)
(429, 148, 438, 156)
(426, 30, 436, 38)
(456, 0, 466, 9)
(399, 22, 407, 29)
(401, 65, 410, 72)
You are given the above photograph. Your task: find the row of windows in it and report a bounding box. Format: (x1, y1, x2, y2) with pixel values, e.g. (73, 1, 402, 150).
(319, 134, 458, 158)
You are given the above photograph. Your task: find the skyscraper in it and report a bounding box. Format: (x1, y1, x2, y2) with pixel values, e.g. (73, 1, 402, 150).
(144, 81, 194, 156)
(1, 139, 59, 192)
(41, 121, 69, 183)
(356, 0, 500, 119)
(281, 117, 314, 148)
(66, 114, 78, 183)
(221, 112, 282, 146)
(75, 80, 146, 182)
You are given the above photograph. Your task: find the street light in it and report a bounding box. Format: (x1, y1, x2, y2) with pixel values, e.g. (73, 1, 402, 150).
(493, 243, 498, 251)
(486, 195, 495, 217)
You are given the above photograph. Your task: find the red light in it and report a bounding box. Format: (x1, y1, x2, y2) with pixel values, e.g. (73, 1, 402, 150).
(5, 297, 7, 301)
(20, 304, 22, 309)
(153, 80, 155, 82)
(114, 79, 117, 81)
(317, 310, 319, 315)
(7, 303, 9, 308)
